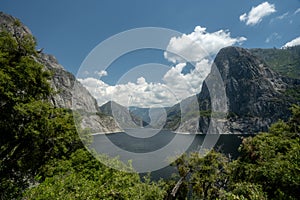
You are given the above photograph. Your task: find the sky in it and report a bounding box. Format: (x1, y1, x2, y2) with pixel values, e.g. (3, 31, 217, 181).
(1, 0, 300, 108)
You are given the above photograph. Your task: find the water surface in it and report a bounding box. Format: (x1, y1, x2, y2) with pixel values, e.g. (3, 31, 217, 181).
(90, 129, 251, 180)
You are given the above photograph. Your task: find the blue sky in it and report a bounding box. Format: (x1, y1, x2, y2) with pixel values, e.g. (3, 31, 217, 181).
(1, 0, 300, 107)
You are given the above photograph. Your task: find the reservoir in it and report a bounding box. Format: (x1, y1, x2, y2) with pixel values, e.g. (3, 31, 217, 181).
(90, 129, 251, 180)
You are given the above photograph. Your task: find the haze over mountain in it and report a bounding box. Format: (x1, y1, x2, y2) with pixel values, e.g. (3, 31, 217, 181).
(99, 101, 145, 129)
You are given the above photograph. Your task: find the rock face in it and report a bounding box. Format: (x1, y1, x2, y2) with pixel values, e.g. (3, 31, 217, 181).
(0, 12, 121, 133)
(129, 106, 170, 129)
(100, 101, 146, 129)
(37, 53, 98, 113)
(0, 12, 32, 37)
(37, 54, 122, 133)
(164, 96, 201, 133)
(167, 46, 300, 134)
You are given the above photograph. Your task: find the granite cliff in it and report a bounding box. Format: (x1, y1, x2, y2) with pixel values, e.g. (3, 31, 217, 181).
(100, 101, 152, 129)
(0, 12, 121, 133)
(166, 46, 300, 134)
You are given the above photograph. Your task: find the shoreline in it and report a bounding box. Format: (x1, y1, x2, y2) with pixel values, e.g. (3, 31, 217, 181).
(91, 130, 254, 136)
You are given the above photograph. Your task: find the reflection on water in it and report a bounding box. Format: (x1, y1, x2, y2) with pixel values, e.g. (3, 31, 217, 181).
(90, 129, 251, 180)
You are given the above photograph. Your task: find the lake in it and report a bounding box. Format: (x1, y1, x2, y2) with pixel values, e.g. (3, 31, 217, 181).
(90, 129, 252, 180)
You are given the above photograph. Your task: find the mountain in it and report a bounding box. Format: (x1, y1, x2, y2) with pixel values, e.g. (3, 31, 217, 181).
(128, 107, 151, 123)
(100, 101, 148, 128)
(166, 46, 300, 134)
(129, 106, 170, 129)
(250, 46, 300, 79)
(164, 95, 201, 133)
(0, 12, 121, 133)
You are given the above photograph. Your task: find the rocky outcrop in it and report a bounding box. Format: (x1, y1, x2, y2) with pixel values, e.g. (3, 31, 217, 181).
(38, 54, 122, 133)
(129, 106, 170, 129)
(166, 46, 300, 134)
(100, 101, 145, 129)
(0, 12, 32, 37)
(164, 95, 201, 133)
(0, 12, 121, 133)
(81, 114, 122, 133)
(37, 53, 98, 112)
(200, 46, 299, 134)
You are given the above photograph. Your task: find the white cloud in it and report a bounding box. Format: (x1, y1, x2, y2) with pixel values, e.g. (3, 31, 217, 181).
(79, 26, 246, 108)
(240, 2, 276, 26)
(78, 60, 212, 108)
(239, 13, 247, 22)
(78, 77, 178, 107)
(282, 36, 300, 48)
(294, 8, 300, 15)
(163, 60, 211, 98)
(164, 26, 246, 63)
(95, 70, 108, 77)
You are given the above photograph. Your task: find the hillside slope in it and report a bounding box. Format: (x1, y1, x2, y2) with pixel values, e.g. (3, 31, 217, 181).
(250, 46, 300, 79)
(166, 46, 300, 134)
(0, 12, 121, 133)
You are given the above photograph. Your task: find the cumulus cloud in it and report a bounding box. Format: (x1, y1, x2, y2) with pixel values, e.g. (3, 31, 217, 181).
(78, 77, 179, 107)
(282, 36, 300, 48)
(164, 26, 246, 63)
(163, 60, 211, 98)
(79, 26, 246, 108)
(240, 2, 276, 26)
(78, 61, 211, 108)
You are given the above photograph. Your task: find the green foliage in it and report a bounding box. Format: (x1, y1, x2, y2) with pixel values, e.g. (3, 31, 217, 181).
(170, 105, 300, 199)
(0, 27, 83, 198)
(284, 86, 300, 102)
(230, 105, 300, 200)
(220, 182, 267, 200)
(23, 149, 167, 200)
(251, 46, 300, 79)
(171, 150, 230, 199)
(0, 21, 167, 200)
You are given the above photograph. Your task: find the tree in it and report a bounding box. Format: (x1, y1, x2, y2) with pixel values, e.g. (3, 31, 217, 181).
(23, 149, 167, 200)
(170, 150, 230, 199)
(169, 106, 300, 199)
(0, 24, 166, 200)
(0, 23, 83, 199)
(230, 105, 300, 200)
(220, 182, 267, 200)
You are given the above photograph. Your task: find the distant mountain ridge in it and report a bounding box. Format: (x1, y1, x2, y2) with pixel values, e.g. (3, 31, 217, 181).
(100, 101, 148, 128)
(129, 106, 171, 128)
(128, 106, 151, 124)
(100, 102, 171, 129)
